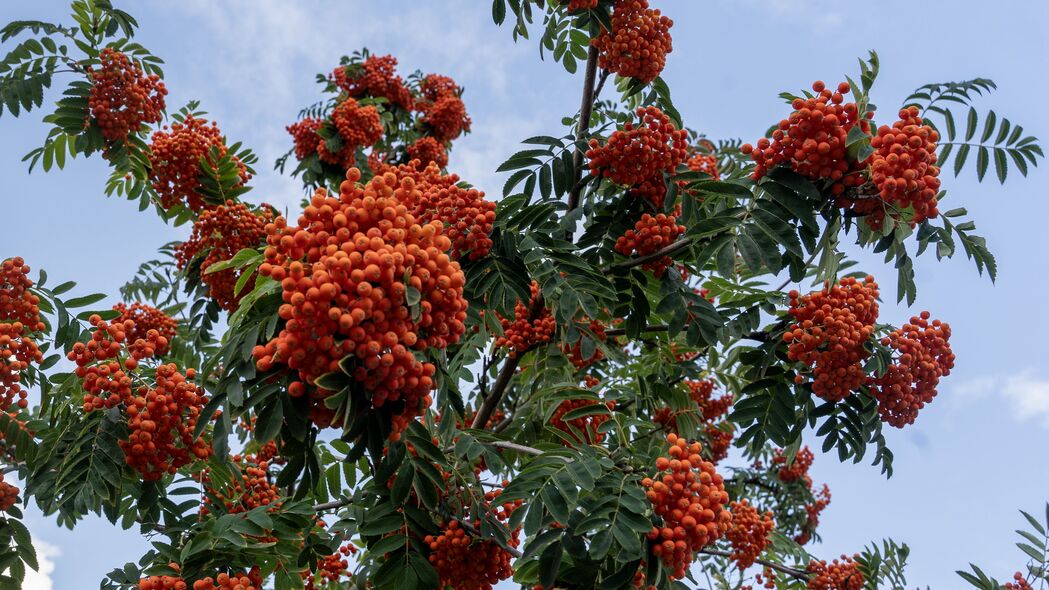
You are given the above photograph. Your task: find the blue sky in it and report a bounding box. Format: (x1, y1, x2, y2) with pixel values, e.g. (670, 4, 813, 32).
(4, 1, 1048, 588)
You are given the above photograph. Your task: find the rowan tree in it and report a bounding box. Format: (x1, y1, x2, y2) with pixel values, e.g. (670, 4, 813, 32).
(0, 1, 1046, 589)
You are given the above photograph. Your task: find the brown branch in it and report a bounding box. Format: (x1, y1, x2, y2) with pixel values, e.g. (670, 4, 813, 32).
(566, 43, 602, 219)
(698, 548, 809, 580)
(470, 354, 521, 429)
(610, 236, 693, 270)
(603, 324, 670, 338)
(314, 498, 353, 512)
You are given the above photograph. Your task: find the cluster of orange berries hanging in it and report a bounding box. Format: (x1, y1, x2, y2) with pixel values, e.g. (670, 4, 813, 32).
(0, 257, 45, 415)
(112, 302, 177, 356)
(201, 452, 281, 515)
(588, 106, 688, 189)
(139, 569, 263, 590)
(0, 472, 18, 511)
(175, 200, 272, 312)
(872, 311, 954, 427)
(89, 48, 167, 142)
(770, 447, 831, 545)
(784, 275, 880, 402)
(726, 499, 775, 570)
(643, 434, 731, 580)
(614, 212, 686, 277)
(304, 544, 355, 590)
(593, 0, 674, 84)
(69, 314, 210, 480)
(149, 115, 250, 211)
(253, 167, 468, 440)
(424, 490, 522, 590)
(806, 555, 865, 590)
(653, 379, 735, 463)
(494, 281, 556, 357)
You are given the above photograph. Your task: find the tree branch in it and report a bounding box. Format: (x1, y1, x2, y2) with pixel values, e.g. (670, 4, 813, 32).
(698, 548, 809, 580)
(470, 354, 521, 429)
(610, 236, 693, 270)
(314, 498, 353, 512)
(566, 43, 601, 219)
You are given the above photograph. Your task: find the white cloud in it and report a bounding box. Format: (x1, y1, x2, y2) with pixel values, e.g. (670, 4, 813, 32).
(949, 372, 1049, 428)
(23, 539, 59, 590)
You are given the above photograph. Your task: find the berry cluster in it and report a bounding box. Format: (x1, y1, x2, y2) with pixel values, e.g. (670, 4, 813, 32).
(320, 98, 383, 168)
(566, 0, 599, 11)
(287, 117, 323, 160)
(139, 570, 262, 590)
(407, 136, 449, 169)
(806, 555, 864, 590)
(772, 446, 814, 484)
(784, 276, 880, 402)
(594, 0, 673, 84)
(726, 499, 774, 570)
(175, 200, 271, 312)
(89, 48, 167, 142)
(844, 106, 941, 228)
(149, 115, 250, 211)
(653, 379, 734, 462)
(614, 212, 686, 277)
(871, 311, 954, 427)
(332, 54, 413, 110)
(304, 544, 354, 590)
(425, 491, 522, 590)
(113, 302, 178, 356)
(0, 472, 18, 510)
(202, 453, 281, 515)
(1005, 573, 1034, 590)
(562, 320, 608, 369)
(686, 152, 720, 180)
(550, 398, 615, 445)
(494, 281, 556, 357)
(643, 434, 731, 579)
(742, 81, 870, 194)
(71, 315, 209, 480)
(254, 168, 468, 440)
(0, 257, 45, 414)
(704, 422, 734, 464)
(419, 95, 471, 143)
(587, 106, 688, 188)
(687, 379, 732, 422)
(398, 162, 497, 261)
(796, 483, 831, 546)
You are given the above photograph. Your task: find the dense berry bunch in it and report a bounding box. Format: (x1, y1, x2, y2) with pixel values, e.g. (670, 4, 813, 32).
(726, 500, 774, 570)
(686, 152, 720, 180)
(494, 281, 556, 357)
(139, 571, 263, 590)
(112, 302, 177, 356)
(742, 81, 870, 194)
(203, 453, 281, 515)
(287, 117, 323, 160)
(175, 200, 271, 312)
(550, 398, 615, 444)
(254, 168, 468, 440)
(425, 492, 521, 590)
(844, 106, 941, 228)
(643, 434, 731, 579)
(614, 212, 686, 277)
(121, 364, 211, 480)
(399, 163, 496, 260)
(872, 311, 954, 427)
(304, 544, 354, 590)
(407, 136, 449, 168)
(319, 98, 383, 168)
(704, 422, 733, 464)
(593, 0, 673, 83)
(587, 106, 688, 187)
(0, 257, 44, 413)
(772, 446, 814, 483)
(333, 54, 413, 110)
(419, 74, 461, 103)
(89, 48, 167, 142)
(686, 379, 732, 422)
(71, 315, 209, 479)
(806, 555, 864, 590)
(566, 0, 599, 11)
(784, 276, 880, 402)
(0, 473, 18, 510)
(420, 95, 471, 142)
(149, 115, 250, 211)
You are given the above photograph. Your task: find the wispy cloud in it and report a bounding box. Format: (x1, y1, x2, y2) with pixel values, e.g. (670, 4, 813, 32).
(950, 371, 1049, 428)
(23, 540, 59, 590)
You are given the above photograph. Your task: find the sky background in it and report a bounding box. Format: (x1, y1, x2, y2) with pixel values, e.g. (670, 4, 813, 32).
(3, 1, 1048, 588)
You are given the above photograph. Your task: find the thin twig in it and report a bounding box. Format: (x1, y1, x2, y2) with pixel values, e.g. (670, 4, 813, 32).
(313, 497, 353, 512)
(488, 440, 545, 456)
(610, 236, 693, 270)
(698, 548, 809, 580)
